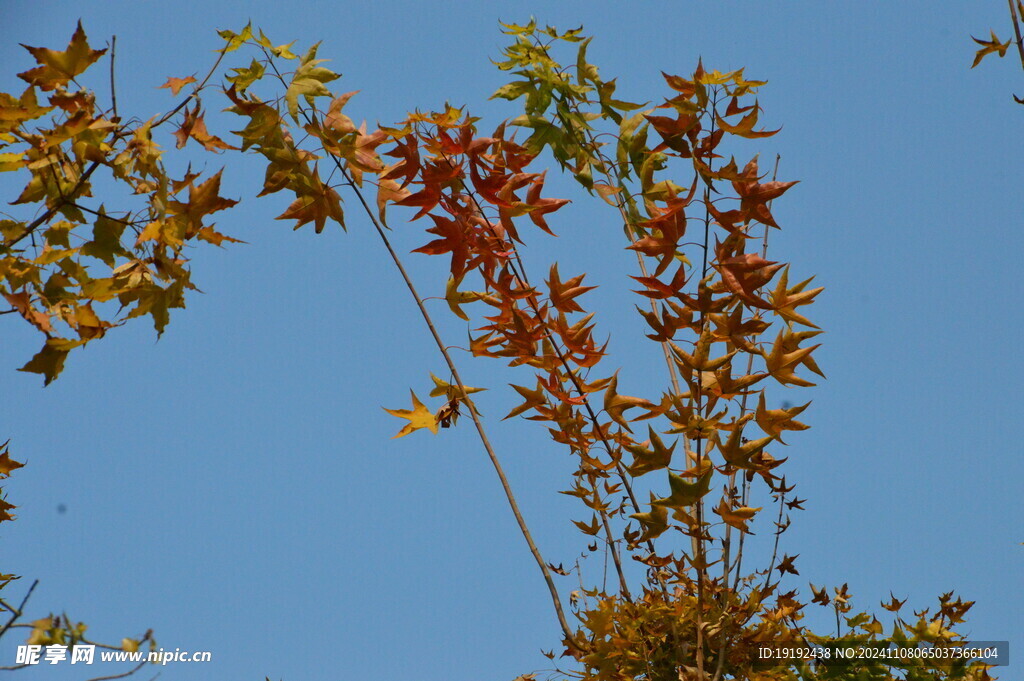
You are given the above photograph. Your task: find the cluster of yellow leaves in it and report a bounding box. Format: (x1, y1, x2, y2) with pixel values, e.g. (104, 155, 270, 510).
(1, 23, 244, 384)
(24, 613, 155, 657)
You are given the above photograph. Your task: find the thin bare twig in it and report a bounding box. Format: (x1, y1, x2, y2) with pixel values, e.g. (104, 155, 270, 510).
(690, 88, 725, 679)
(1008, 0, 1024, 71)
(759, 485, 788, 595)
(426, 136, 634, 602)
(340, 164, 584, 649)
(257, 51, 582, 650)
(714, 154, 781, 681)
(152, 51, 226, 128)
(109, 35, 119, 119)
(86, 660, 147, 681)
(729, 153, 781, 592)
(0, 579, 38, 640)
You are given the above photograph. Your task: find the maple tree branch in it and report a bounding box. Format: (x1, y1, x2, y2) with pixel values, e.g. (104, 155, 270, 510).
(729, 154, 781, 598)
(254, 48, 582, 648)
(426, 137, 635, 601)
(4, 41, 217, 251)
(109, 35, 119, 120)
(342, 167, 584, 650)
(690, 88, 725, 679)
(271, 97, 585, 648)
(759, 488, 788, 597)
(1009, 0, 1024, 68)
(522, 61, 707, 675)
(509, 40, 740, 670)
(77, 626, 153, 653)
(0, 579, 38, 641)
(66, 202, 145, 228)
(517, 57, 717, 660)
(531, 39, 687, 406)
(3, 161, 102, 250)
(152, 51, 226, 129)
(714, 156, 782, 681)
(562, 106, 685, 397)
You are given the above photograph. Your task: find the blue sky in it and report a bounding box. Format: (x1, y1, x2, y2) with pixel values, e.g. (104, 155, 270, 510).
(1, 2, 1022, 680)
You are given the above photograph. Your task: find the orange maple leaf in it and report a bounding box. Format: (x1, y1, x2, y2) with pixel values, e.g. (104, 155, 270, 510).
(159, 75, 197, 96)
(546, 264, 595, 314)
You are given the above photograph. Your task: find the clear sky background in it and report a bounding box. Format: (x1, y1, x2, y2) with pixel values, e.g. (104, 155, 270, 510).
(1, 2, 1021, 680)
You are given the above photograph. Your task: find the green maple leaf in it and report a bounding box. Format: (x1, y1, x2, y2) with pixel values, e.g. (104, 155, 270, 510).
(629, 493, 669, 540)
(652, 470, 712, 510)
(285, 42, 340, 121)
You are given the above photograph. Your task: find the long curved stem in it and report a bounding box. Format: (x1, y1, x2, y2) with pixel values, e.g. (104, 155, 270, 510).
(426, 135, 634, 602)
(255, 51, 582, 649)
(343, 166, 583, 647)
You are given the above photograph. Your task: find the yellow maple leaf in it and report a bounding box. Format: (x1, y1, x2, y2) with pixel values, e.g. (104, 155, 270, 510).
(712, 499, 762, 533)
(383, 390, 438, 438)
(971, 30, 1011, 68)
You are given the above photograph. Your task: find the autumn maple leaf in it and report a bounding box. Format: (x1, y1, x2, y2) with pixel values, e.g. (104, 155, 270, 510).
(652, 470, 713, 510)
(971, 30, 1012, 68)
(0, 442, 25, 478)
(769, 266, 822, 328)
(18, 22, 107, 91)
(626, 426, 676, 476)
(712, 499, 762, 533)
(275, 168, 345, 233)
(715, 101, 780, 139)
(383, 391, 439, 438)
(755, 392, 809, 444)
(505, 380, 548, 419)
(546, 264, 595, 314)
(764, 329, 822, 387)
(731, 158, 797, 228)
(775, 554, 799, 576)
(174, 104, 238, 152)
(159, 75, 197, 96)
(525, 172, 568, 235)
(629, 493, 670, 540)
